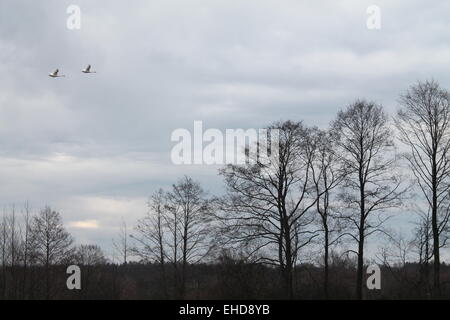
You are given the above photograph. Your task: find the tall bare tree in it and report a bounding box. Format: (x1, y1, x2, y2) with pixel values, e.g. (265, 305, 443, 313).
(132, 189, 167, 264)
(310, 128, 347, 298)
(395, 80, 450, 295)
(411, 205, 433, 295)
(113, 219, 129, 265)
(165, 176, 212, 298)
(331, 100, 405, 299)
(132, 178, 212, 298)
(218, 121, 321, 299)
(131, 189, 168, 297)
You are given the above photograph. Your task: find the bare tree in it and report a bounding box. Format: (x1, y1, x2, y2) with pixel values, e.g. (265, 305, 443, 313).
(395, 80, 450, 296)
(378, 231, 413, 269)
(331, 100, 405, 299)
(411, 205, 433, 296)
(7, 205, 20, 299)
(75, 244, 107, 266)
(73, 244, 107, 298)
(113, 219, 129, 265)
(8, 206, 18, 269)
(218, 121, 321, 299)
(375, 230, 416, 298)
(20, 202, 32, 299)
(29, 207, 74, 299)
(131, 189, 168, 297)
(132, 178, 212, 298)
(0, 205, 23, 299)
(132, 189, 167, 264)
(165, 176, 212, 299)
(0, 212, 8, 299)
(310, 128, 347, 298)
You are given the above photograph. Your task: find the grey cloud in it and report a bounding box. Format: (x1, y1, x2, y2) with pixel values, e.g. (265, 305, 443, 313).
(0, 0, 449, 251)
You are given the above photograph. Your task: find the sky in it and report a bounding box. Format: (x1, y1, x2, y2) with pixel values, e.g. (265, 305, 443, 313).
(0, 0, 449, 259)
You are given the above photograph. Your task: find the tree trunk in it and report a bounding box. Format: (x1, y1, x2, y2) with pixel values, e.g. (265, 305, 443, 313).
(356, 230, 364, 300)
(283, 221, 294, 299)
(356, 180, 365, 300)
(431, 159, 440, 297)
(181, 221, 188, 299)
(324, 225, 329, 299)
(181, 260, 186, 299)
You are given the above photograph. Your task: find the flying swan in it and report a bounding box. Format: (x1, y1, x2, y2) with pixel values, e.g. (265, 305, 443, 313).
(48, 69, 65, 78)
(82, 65, 96, 74)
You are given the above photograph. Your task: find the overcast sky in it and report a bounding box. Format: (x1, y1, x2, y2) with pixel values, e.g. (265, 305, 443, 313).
(0, 0, 449, 258)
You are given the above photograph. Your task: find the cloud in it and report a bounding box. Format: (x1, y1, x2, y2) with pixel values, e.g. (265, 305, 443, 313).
(68, 219, 99, 229)
(0, 0, 449, 256)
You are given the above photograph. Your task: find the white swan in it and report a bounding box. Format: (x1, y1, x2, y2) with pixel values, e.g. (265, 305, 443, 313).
(82, 65, 96, 73)
(49, 69, 65, 78)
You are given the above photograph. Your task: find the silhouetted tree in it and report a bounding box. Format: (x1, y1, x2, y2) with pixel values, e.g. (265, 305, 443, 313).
(411, 205, 433, 296)
(165, 176, 212, 298)
(29, 207, 73, 299)
(21, 202, 32, 299)
(310, 128, 347, 298)
(331, 100, 405, 299)
(219, 121, 321, 299)
(132, 189, 168, 297)
(395, 80, 450, 296)
(75, 244, 107, 266)
(113, 219, 129, 265)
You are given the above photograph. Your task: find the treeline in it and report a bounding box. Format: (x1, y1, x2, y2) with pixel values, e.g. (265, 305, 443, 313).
(0, 80, 449, 300)
(0, 205, 107, 299)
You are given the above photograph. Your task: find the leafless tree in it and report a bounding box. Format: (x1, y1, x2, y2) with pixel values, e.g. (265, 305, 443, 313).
(132, 189, 167, 264)
(0, 212, 8, 299)
(310, 128, 347, 298)
(410, 205, 433, 295)
(131, 189, 168, 297)
(395, 80, 450, 296)
(8, 205, 20, 299)
(375, 230, 416, 298)
(165, 176, 213, 298)
(113, 219, 129, 265)
(20, 202, 32, 299)
(8, 206, 19, 269)
(29, 207, 74, 299)
(132, 178, 212, 298)
(73, 244, 107, 298)
(0, 205, 24, 299)
(331, 100, 405, 299)
(218, 121, 321, 299)
(378, 231, 413, 268)
(75, 244, 107, 266)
